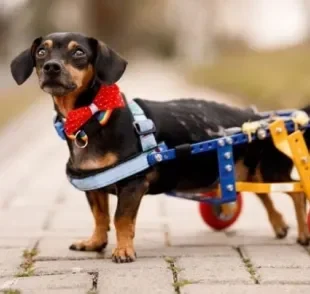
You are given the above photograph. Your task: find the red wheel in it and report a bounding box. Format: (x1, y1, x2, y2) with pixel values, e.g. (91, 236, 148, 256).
(199, 191, 243, 230)
(307, 210, 310, 233)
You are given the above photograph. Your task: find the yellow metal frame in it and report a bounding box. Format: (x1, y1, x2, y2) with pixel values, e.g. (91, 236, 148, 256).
(269, 120, 310, 199)
(209, 119, 310, 209)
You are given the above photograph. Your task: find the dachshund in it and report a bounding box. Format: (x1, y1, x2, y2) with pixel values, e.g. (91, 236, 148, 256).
(10, 32, 309, 263)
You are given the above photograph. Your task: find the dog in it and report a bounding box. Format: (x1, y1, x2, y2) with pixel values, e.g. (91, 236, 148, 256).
(10, 32, 309, 263)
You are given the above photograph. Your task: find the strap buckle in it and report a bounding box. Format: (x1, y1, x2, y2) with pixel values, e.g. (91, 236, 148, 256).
(133, 119, 156, 135)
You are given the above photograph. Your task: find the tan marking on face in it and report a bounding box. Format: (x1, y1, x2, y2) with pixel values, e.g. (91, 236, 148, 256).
(68, 41, 78, 51)
(65, 64, 94, 90)
(35, 66, 40, 76)
(79, 152, 118, 170)
(43, 40, 53, 48)
(53, 64, 94, 117)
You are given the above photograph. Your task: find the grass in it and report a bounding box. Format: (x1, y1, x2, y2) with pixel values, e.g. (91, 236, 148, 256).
(164, 257, 201, 293)
(189, 43, 310, 110)
(172, 279, 200, 289)
(235, 246, 260, 284)
(0, 290, 22, 294)
(15, 248, 39, 277)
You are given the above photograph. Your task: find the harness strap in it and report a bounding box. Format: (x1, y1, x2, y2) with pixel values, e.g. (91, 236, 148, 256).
(53, 114, 66, 140)
(129, 100, 157, 152)
(68, 142, 167, 191)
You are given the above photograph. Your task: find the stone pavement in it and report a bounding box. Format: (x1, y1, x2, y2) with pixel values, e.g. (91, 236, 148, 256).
(0, 57, 310, 293)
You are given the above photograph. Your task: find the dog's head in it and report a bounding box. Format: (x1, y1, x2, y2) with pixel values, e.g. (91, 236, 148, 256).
(10, 32, 127, 97)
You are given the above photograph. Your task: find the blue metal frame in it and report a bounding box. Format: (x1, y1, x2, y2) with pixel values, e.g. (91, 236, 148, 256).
(150, 119, 310, 205)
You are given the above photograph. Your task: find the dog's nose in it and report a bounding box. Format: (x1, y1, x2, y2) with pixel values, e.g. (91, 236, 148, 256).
(43, 61, 61, 75)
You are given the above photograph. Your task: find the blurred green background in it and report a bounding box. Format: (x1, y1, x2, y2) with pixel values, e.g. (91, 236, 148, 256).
(2, 0, 310, 129)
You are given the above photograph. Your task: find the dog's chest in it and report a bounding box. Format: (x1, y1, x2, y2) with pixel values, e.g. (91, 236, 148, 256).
(71, 145, 117, 170)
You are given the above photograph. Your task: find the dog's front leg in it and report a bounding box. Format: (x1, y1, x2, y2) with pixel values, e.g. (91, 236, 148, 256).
(70, 190, 110, 251)
(112, 178, 148, 263)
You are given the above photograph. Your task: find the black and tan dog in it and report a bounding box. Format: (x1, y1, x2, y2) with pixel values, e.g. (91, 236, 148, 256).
(10, 32, 309, 263)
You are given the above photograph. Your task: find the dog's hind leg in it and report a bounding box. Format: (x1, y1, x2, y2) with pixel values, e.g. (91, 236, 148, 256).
(287, 192, 310, 245)
(70, 190, 110, 252)
(112, 178, 148, 263)
(256, 193, 289, 238)
(250, 170, 289, 238)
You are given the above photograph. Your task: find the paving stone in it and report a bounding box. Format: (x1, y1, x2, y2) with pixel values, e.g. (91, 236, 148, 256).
(36, 228, 166, 260)
(258, 268, 310, 284)
(0, 237, 36, 249)
(163, 198, 207, 231)
(37, 237, 103, 260)
(244, 245, 310, 268)
(225, 230, 297, 246)
(26, 290, 87, 294)
(9, 157, 65, 208)
(0, 277, 20, 291)
(0, 230, 45, 238)
(0, 208, 49, 230)
(177, 253, 252, 284)
(182, 284, 310, 294)
(97, 263, 172, 294)
(163, 245, 239, 258)
(0, 248, 23, 277)
(50, 195, 162, 232)
(169, 230, 230, 246)
(0, 273, 92, 294)
(48, 207, 94, 231)
(34, 259, 173, 293)
(35, 257, 170, 275)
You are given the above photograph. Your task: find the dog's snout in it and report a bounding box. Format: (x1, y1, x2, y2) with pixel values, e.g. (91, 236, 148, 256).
(43, 61, 61, 75)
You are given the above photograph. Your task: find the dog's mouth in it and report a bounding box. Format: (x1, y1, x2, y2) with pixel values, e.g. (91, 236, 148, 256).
(41, 79, 77, 96)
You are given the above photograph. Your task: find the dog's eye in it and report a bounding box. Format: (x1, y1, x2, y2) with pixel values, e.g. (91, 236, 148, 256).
(72, 49, 85, 58)
(37, 48, 47, 58)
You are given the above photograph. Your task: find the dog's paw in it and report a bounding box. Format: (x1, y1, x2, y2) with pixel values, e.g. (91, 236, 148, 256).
(112, 246, 136, 263)
(69, 239, 107, 252)
(297, 234, 310, 246)
(275, 225, 289, 239)
(270, 214, 289, 239)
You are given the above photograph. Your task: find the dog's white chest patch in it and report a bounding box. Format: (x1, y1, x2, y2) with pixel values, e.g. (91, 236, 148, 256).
(290, 166, 300, 181)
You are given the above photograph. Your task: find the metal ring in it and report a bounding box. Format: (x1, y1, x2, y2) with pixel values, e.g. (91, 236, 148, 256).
(74, 131, 88, 149)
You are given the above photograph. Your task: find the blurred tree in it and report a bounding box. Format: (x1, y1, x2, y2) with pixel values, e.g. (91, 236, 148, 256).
(86, 0, 135, 53)
(0, 13, 9, 59)
(27, 0, 57, 36)
(166, 0, 218, 65)
(303, 0, 310, 40)
(85, 0, 174, 56)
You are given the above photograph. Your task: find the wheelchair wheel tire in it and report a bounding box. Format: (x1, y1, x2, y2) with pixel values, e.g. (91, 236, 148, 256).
(199, 191, 243, 231)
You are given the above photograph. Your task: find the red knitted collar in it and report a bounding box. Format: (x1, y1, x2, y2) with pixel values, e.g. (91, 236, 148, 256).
(63, 84, 125, 137)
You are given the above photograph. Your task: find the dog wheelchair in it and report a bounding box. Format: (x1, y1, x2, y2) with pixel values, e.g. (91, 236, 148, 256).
(148, 109, 310, 232)
(67, 105, 310, 232)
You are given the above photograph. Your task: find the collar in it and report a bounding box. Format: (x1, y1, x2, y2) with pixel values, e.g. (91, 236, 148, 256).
(64, 84, 124, 137)
(54, 84, 124, 147)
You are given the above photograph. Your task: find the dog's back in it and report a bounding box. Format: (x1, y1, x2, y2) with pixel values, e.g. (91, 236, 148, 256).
(135, 98, 262, 147)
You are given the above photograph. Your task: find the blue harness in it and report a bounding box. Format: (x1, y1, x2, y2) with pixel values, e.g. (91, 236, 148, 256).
(54, 100, 166, 191)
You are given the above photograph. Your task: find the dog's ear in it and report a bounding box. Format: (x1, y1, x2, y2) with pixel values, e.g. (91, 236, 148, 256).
(89, 38, 127, 85)
(10, 37, 42, 85)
